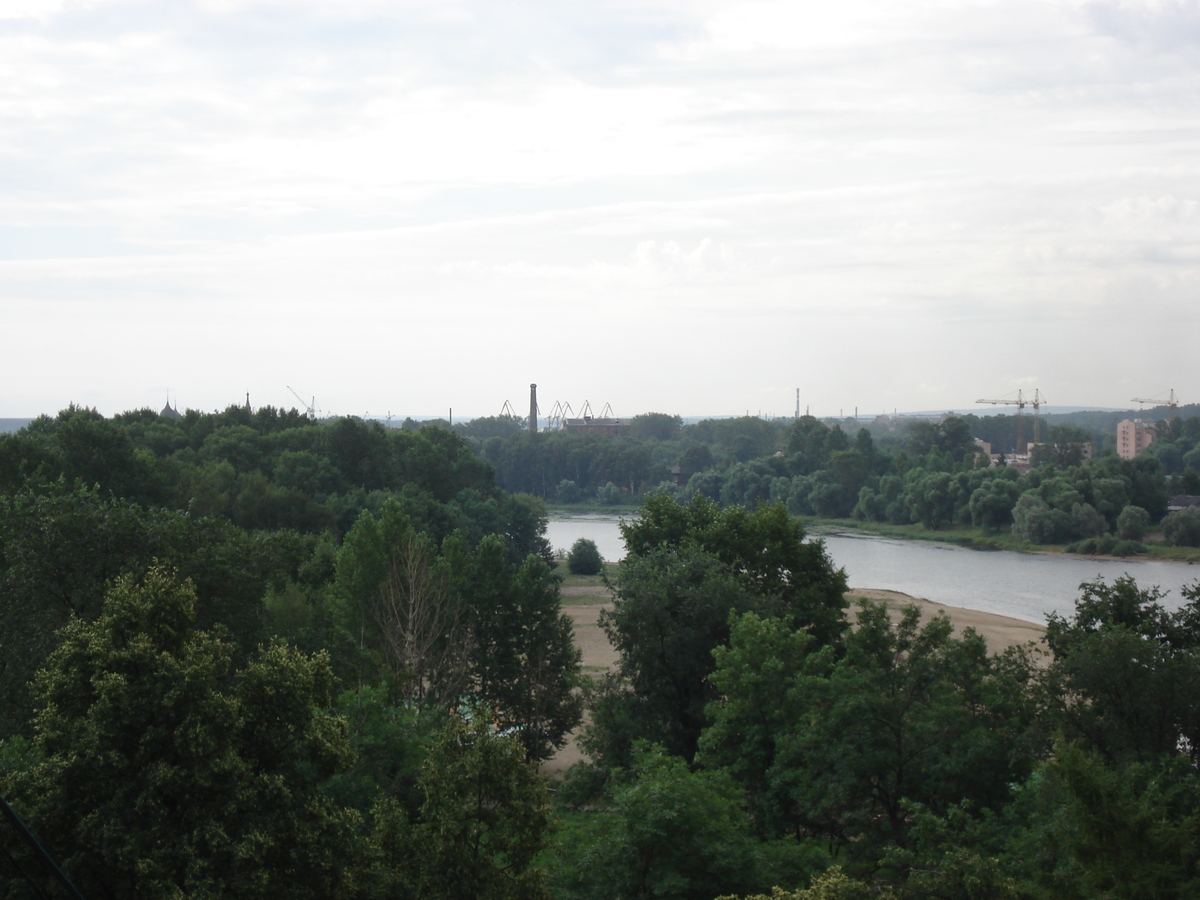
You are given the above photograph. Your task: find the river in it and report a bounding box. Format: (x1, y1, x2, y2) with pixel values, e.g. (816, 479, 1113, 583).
(545, 515, 1200, 624)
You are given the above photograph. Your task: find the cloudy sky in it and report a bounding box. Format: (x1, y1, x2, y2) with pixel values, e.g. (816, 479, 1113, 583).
(1, 0, 1197, 419)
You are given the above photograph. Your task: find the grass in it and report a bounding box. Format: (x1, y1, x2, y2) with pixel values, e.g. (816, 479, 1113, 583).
(545, 503, 640, 517)
(555, 561, 620, 604)
(802, 517, 1200, 563)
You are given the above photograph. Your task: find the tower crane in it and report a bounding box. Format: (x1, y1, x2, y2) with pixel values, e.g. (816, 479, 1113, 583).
(1029, 389, 1047, 445)
(286, 386, 319, 420)
(976, 389, 1028, 453)
(1132, 389, 1180, 421)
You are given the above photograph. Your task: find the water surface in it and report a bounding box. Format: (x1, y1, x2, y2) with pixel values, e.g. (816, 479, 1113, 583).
(546, 515, 1200, 624)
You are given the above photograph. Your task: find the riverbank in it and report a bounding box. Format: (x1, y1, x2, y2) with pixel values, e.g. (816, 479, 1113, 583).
(804, 517, 1200, 564)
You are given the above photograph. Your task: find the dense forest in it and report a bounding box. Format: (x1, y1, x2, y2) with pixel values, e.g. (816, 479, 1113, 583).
(3, 403, 1200, 898)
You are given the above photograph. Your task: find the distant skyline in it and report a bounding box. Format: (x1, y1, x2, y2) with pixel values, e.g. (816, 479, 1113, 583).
(2, 1, 1196, 419)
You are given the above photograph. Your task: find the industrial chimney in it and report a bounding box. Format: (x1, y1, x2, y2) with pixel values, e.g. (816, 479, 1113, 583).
(529, 384, 538, 434)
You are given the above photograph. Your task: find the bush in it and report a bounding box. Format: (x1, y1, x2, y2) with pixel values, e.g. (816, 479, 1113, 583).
(1012, 494, 1071, 544)
(556, 479, 583, 504)
(567, 538, 604, 575)
(1116, 505, 1150, 541)
(1163, 506, 1200, 548)
(596, 481, 622, 505)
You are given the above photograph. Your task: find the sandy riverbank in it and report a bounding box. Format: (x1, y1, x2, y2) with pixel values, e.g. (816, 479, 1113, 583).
(543, 584, 1047, 775)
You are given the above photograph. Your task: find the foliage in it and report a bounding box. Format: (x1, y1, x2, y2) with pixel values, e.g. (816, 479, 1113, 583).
(567, 537, 604, 575)
(1042, 576, 1200, 765)
(1009, 743, 1200, 899)
(703, 601, 1040, 857)
(1163, 505, 1200, 547)
(588, 495, 846, 766)
(1116, 504, 1151, 540)
(593, 545, 756, 762)
(0, 567, 362, 900)
(556, 745, 779, 900)
(620, 494, 848, 645)
(0, 483, 307, 738)
(373, 715, 553, 900)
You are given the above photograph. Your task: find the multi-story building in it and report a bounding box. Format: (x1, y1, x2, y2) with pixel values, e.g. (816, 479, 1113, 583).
(1116, 418, 1156, 460)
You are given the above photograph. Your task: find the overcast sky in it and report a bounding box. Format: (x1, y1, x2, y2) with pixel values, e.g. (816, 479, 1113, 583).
(1, 0, 1197, 420)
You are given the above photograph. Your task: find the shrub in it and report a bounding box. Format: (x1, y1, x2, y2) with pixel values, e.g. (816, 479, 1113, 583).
(567, 538, 604, 575)
(556, 479, 583, 504)
(1163, 506, 1200, 548)
(1116, 505, 1150, 541)
(596, 481, 622, 505)
(1012, 494, 1071, 544)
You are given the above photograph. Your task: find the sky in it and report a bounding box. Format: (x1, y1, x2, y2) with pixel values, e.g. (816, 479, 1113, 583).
(1, 0, 1197, 420)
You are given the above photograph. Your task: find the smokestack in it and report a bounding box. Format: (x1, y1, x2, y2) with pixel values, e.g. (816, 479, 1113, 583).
(529, 383, 538, 434)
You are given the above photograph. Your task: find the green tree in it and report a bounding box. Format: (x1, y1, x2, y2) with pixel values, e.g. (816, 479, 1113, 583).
(620, 494, 847, 646)
(631, 412, 683, 442)
(1011, 743, 1200, 899)
(374, 715, 553, 900)
(968, 476, 1020, 532)
(449, 535, 583, 762)
(1042, 577, 1200, 765)
(0, 568, 362, 900)
(1116, 504, 1151, 541)
(567, 538, 603, 575)
(593, 546, 756, 762)
(1163, 506, 1200, 547)
(557, 745, 765, 900)
(707, 601, 1038, 857)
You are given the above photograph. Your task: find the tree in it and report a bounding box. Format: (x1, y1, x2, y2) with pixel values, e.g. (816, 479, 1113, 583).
(586, 496, 846, 766)
(0, 568, 363, 900)
(1116, 504, 1151, 541)
(1012, 743, 1200, 899)
(1010, 493, 1070, 544)
(631, 412, 683, 442)
(620, 494, 848, 646)
(1042, 577, 1200, 766)
(0, 484, 306, 738)
(595, 546, 756, 762)
(449, 535, 583, 762)
(374, 716, 553, 900)
(1163, 506, 1200, 547)
(373, 529, 472, 707)
(969, 477, 1019, 532)
(557, 745, 764, 900)
(705, 601, 1039, 856)
(567, 538, 603, 575)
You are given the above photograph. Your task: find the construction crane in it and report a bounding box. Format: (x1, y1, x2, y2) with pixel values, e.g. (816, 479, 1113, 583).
(286, 386, 318, 420)
(1029, 389, 1047, 445)
(499, 399, 518, 418)
(976, 389, 1028, 453)
(1132, 389, 1180, 421)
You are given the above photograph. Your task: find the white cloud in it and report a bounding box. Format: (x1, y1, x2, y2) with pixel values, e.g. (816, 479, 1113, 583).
(0, 0, 1197, 416)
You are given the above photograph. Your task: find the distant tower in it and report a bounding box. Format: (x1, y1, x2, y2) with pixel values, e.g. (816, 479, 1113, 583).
(529, 384, 538, 434)
(795, 389, 800, 420)
(245, 392, 251, 414)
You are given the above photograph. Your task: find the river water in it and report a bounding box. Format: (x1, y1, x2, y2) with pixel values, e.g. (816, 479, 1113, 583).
(546, 515, 1200, 625)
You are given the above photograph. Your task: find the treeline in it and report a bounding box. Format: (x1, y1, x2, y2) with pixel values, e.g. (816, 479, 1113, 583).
(0, 404, 546, 547)
(471, 409, 1200, 552)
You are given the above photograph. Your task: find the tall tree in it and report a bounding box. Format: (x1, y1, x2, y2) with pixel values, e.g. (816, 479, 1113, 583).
(1, 568, 362, 900)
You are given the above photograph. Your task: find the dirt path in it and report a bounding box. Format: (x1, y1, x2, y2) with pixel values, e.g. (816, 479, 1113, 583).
(542, 583, 1048, 775)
